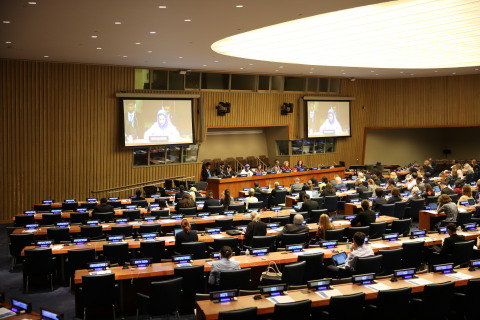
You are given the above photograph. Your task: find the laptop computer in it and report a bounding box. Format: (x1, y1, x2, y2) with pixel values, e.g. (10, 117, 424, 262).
(332, 252, 347, 267)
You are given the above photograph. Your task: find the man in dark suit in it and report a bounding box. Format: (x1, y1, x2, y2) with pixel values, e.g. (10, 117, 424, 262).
(174, 185, 187, 202)
(201, 162, 212, 181)
(432, 223, 465, 264)
(439, 181, 454, 195)
(124, 101, 139, 140)
(253, 182, 262, 193)
(244, 211, 267, 245)
(277, 214, 309, 237)
(215, 162, 226, 176)
(372, 188, 387, 211)
(202, 190, 220, 212)
(351, 200, 376, 227)
(132, 189, 145, 201)
(355, 180, 368, 195)
(295, 193, 319, 219)
(93, 197, 114, 213)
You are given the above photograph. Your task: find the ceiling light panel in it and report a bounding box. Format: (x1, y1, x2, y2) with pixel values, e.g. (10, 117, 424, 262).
(211, 0, 480, 69)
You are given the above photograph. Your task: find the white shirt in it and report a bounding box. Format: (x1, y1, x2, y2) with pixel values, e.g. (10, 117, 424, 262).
(345, 245, 374, 270)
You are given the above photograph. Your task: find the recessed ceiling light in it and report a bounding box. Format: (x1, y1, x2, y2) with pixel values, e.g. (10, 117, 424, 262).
(184, 19, 191, 22)
(279, 66, 283, 68)
(91, 35, 98, 39)
(3, 21, 11, 24)
(375, 74, 379, 76)
(158, 5, 167, 9)
(162, 61, 166, 63)
(249, 63, 253, 65)
(410, 74, 414, 76)
(434, 70, 438, 72)
(475, 68, 479, 71)
(214, 60, 219, 63)
(370, 70, 375, 72)
(240, 67, 244, 69)
(147, 50, 153, 53)
(342, 72, 346, 75)
(149, 31, 156, 34)
(96, 47, 102, 50)
(178, 56, 183, 59)
(400, 71, 404, 73)
(123, 55, 127, 58)
(236, 5, 244, 8)
(202, 64, 207, 66)
(135, 42, 141, 45)
(5, 41, 11, 44)
(28, 1, 36, 4)
(309, 72, 313, 74)
(114, 21, 122, 25)
(275, 70, 279, 72)
(43, 55, 49, 58)
(452, 72, 456, 74)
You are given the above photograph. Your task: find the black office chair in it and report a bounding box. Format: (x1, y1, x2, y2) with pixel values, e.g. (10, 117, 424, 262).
(80, 225, 104, 240)
(102, 242, 130, 266)
(23, 248, 56, 292)
(136, 277, 182, 319)
(209, 205, 225, 215)
(174, 265, 205, 313)
(143, 185, 158, 197)
(124, 210, 141, 221)
(393, 201, 407, 219)
(346, 193, 360, 202)
(320, 292, 365, 319)
(367, 287, 412, 320)
(41, 213, 62, 226)
(282, 261, 307, 286)
(273, 299, 311, 320)
(14, 215, 35, 227)
(457, 211, 472, 226)
(138, 224, 161, 235)
(34, 204, 51, 212)
(132, 200, 148, 208)
(9, 233, 35, 271)
(426, 196, 439, 204)
(272, 190, 288, 206)
(452, 240, 475, 267)
(179, 241, 208, 259)
(93, 212, 114, 223)
(379, 204, 395, 216)
(388, 218, 412, 237)
(70, 212, 89, 224)
(247, 235, 276, 251)
(449, 193, 460, 203)
(62, 201, 78, 211)
(309, 209, 327, 224)
(311, 197, 325, 209)
(109, 225, 133, 238)
(369, 222, 387, 239)
(107, 200, 121, 208)
(412, 281, 455, 319)
(138, 240, 166, 263)
(211, 238, 240, 254)
(46, 227, 71, 244)
(80, 273, 117, 320)
(66, 248, 96, 287)
(454, 278, 480, 320)
(270, 216, 290, 226)
(402, 241, 425, 269)
(359, 191, 373, 199)
(81, 202, 96, 210)
(215, 218, 234, 231)
(298, 252, 324, 282)
(279, 233, 308, 247)
(378, 248, 403, 276)
(345, 226, 370, 241)
(323, 196, 338, 214)
(219, 268, 252, 290)
(254, 192, 268, 208)
(325, 228, 345, 241)
(228, 203, 245, 213)
(406, 198, 425, 221)
(219, 307, 257, 320)
(247, 202, 264, 210)
(179, 207, 197, 216)
(353, 255, 382, 275)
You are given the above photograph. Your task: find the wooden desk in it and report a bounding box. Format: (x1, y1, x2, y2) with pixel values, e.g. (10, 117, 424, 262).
(419, 206, 475, 230)
(207, 168, 345, 199)
(196, 266, 480, 320)
(0, 303, 40, 319)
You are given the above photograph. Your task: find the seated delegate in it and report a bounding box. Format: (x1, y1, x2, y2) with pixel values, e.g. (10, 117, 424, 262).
(208, 245, 240, 289)
(350, 200, 376, 227)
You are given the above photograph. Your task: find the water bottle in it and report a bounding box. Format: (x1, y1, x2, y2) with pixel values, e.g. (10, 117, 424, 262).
(346, 239, 350, 250)
(245, 249, 250, 256)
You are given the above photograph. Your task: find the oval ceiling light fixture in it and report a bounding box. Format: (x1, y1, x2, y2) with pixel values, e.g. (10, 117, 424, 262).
(212, 0, 480, 69)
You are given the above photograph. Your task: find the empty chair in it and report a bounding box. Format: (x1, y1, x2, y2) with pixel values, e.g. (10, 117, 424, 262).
(412, 281, 455, 319)
(103, 242, 130, 266)
(138, 240, 165, 263)
(454, 278, 480, 320)
(123, 210, 141, 221)
(62, 201, 78, 211)
(23, 248, 56, 292)
(369, 222, 387, 239)
(93, 212, 114, 223)
(211, 238, 240, 254)
(218, 307, 257, 320)
(311, 197, 325, 209)
(41, 213, 62, 225)
(106, 200, 121, 208)
(379, 204, 395, 216)
(34, 204, 51, 212)
(345, 226, 370, 241)
(353, 255, 382, 275)
(323, 196, 338, 214)
(298, 252, 324, 282)
(66, 248, 96, 287)
(449, 193, 459, 203)
(179, 241, 208, 259)
(389, 218, 411, 236)
(81, 202, 97, 210)
(452, 240, 475, 267)
(80, 225, 104, 240)
(70, 212, 89, 224)
(80, 273, 117, 320)
(402, 241, 425, 269)
(151, 209, 170, 219)
(426, 196, 439, 204)
(406, 198, 424, 221)
(309, 209, 327, 224)
(138, 224, 161, 235)
(272, 190, 288, 206)
(367, 287, 412, 320)
(247, 201, 264, 210)
(219, 268, 252, 290)
(132, 200, 148, 208)
(143, 185, 158, 197)
(393, 201, 407, 219)
(109, 225, 133, 237)
(273, 299, 311, 320)
(174, 265, 205, 313)
(46, 227, 71, 244)
(14, 215, 35, 227)
(456, 211, 472, 226)
(359, 191, 373, 199)
(215, 218, 234, 231)
(378, 248, 403, 276)
(346, 193, 360, 202)
(325, 228, 345, 241)
(9, 233, 35, 271)
(179, 207, 197, 216)
(209, 205, 225, 215)
(282, 261, 306, 286)
(195, 181, 208, 191)
(320, 292, 365, 319)
(228, 203, 245, 213)
(278, 233, 308, 247)
(136, 278, 182, 319)
(247, 235, 276, 251)
(270, 216, 290, 226)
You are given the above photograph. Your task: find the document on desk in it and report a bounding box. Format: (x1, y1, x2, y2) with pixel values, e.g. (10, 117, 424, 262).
(52, 244, 64, 250)
(210, 234, 225, 239)
(0, 307, 16, 319)
(445, 272, 474, 280)
(164, 237, 175, 243)
(405, 278, 432, 286)
(296, 249, 324, 255)
(315, 288, 343, 298)
(22, 229, 37, 233)
(267, 295, 295, 304)
(365, 283, 392, 291)
(369, 243, 390, 248)
(89, 270, 112, 276)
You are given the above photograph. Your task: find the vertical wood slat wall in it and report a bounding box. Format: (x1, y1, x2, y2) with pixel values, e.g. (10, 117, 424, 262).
(2, 59, 480, 221)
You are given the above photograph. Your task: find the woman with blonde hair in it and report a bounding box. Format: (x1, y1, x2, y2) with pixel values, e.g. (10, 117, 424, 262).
(315, 214, 333, 241)
(367, 179, 378, 197)
(244, 211, 266, 245)
(244, 188, 258, 209)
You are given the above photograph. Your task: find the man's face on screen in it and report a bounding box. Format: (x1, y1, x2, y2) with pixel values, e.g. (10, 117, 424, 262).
(158, 114, 166, 126)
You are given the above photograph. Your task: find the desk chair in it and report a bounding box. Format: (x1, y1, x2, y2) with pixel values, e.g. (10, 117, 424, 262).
(46, 227, 71, 244)
(298, 252, 324, 282)
(272, 190, 288, 207)
(174, 265, 205, 314)
(278, 233, 308, 248)
(426, 196, 439, 204)
(80, 273, 117, 320)
(179, 207, 197, 216)
(378, 248, 403, 276)
(247, 202, 264, 210)
(452, 240, 475, 267)
(109, 225, 133, 238)
(412, 281, 455, 319)
(70, 212, 89, 224)
(456, 211, 472, 225)
(9, 233, 35, 271)
(270, 216, 290, 226)
(80, 225, 104, 240)
(61, 201, 78, 211)
(93, 212, 114, 223)
(179, 241, 208, 259)
(23, 248, 56, 293)
(136, 278, 182, 320)
(353, 255, 382, 275)
(319, 292, 365, 319)
(273, 299, 311, 320)
(218, 268, 251, 290)
(151, 209, 170, 219)
(449, 193, 459, 203)
(209, 205, 225, 215)
(325, 228, 345, 242)
(254, 192, 269, 208)
(66, 248, 95, 288)
(218, 307, 257, 320)
(34, 204, 51, 212)
(311, 197, 325, 209)
(228, 203, 245, 213)
(309, 209, 327, 224)
(132, 200, 148, 208)
(215, 218, 234, 231)
(282, 261, 306, 286)
(41, 213, 62, 226)
(124, 210, 141, 221)
(393, 201, 407, 219)
(102, 242, 130, 266)
(14, 215, 35, 227)
(406, 198, 424, 221)
(402, 241, 424, 270)
(211, 238, 240, 255)
(138, 223, 161, 236)
(138, 240, 166, 263)
(367, 287, 412, 320)
(359, 191, 373, 199)
(106, 200, 121, 208)
(81, 202, 96, 210)
(323, 196, 338, 215)
(246, 235, 276, 251)
(387, 218, 411, 237)
(369, 222, 387, 239)
(195, 181, 208, 191)
(345, 226, 370, 241)
(379, 204, 395, 217)
(454, 278, 480, 320)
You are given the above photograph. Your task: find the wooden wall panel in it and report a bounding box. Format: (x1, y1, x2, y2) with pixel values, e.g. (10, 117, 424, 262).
(2, 58, 480, 221)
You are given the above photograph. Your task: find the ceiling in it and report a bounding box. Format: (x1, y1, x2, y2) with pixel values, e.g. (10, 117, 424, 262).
(1, 0, 479, 79)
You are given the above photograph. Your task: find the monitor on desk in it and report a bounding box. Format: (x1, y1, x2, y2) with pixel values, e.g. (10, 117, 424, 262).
(382, 233, 399, 241)
(107, 235, 124, 243)
(25, 223, 39, 230)
(463, 223, 477, 231)
(108, 197, 119, 201)
(115, 218, 128, 224)
(40, 307, 64, 320)
(42, 200, 53, 205)
(205, 228, 221, 235)
(172, 254, 193, 264)
(10, 297, 32, 313)
(251, 247, 269, 256)
(72, 238, 89, 245)
(50, 209, 62, 214)
(411, 230, 426, 238)
(285, 244, 303, 253)
(55, 222, 70, 228)
(433, 263, 454, 274)
(64, 199, 76, 203)
(209, 290, 237, 302)
(35, 240, 53, 248)
(86, 220, 100, 226)
(394, 268, 416, 279)
(171, 214, 184, 220)
(197, 212, 210, 218)
(143, 216, 157, 222)
(319, 240, 338, 249)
